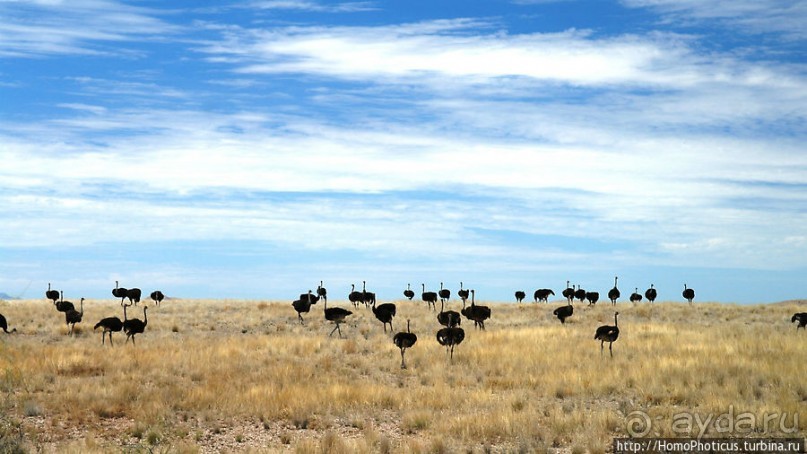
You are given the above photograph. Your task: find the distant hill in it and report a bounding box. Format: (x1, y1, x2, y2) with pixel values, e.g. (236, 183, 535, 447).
(0, 292, 20, 300)
(770, 299, 807, 306)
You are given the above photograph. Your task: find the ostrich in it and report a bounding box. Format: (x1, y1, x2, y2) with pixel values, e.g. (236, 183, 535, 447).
(348, 284, 363, 308)
(372, 299, 397, 333)
(682, 284, 695, 303)
(436, 326, 465, 361)
(149, 290, 165, 306)
(324, 297, 352, 338)
(437, 299, 461, 328)
(645, 284, 657, 303)
(297, 290, 320, 305)
(0, 314, 17, 333)
(55, 291, 75, 313)
(125, 287, 142, 306)
(65, 297, 84, 336)
(94, 316, 123, 346)
(608, 276, 620, 305)
(595, 312, 620, 357)
(438, 282, 451, 303)
(291, 291, 316, 324)
(123, 304, 148, 345)
(403, 283, 415, 300)
(534, 288, 554, 303)
(46, 283, 59, 304)
(461, 290, 491, 330)
(553, 298, 573, 324)
(112, 280, 128, 305)
(316, 281, 327, 303)
(457, 282, 470, 307)
(514, 291, 526, 303)
(792, 313, 807, 330)
(586, 291, 600, 306)
(362, 281, 376, 308)
(421, 284, 438, 311)
(562, 281, 574, 303)
(630, 288, 642, 303)
(393, 319, 417, 369)
(574, 285, 586, 303)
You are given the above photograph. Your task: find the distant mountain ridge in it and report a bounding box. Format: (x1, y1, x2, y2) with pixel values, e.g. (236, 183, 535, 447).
(0, 292, 20, 300)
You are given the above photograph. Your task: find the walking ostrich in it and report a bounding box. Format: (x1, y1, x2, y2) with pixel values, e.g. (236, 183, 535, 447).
(324, 297, 352, 338)
(393, 319, 418, 369)
(514, 291, 526, 303)
(574, 285, 587, 303)
(595, 312, 620, 357)
(65, 298, 84, 336)
(436, 326, 465, 361)
(682, 284, 695, 303)
(534, 288, 554, 303)
(403, 283, 415, 300)
(112, 280, 128, 305)
(123, 304, 148, 345)
(457, 282, 470, 307)
(317, 281, 327, 303)
(562, 281, 574, 303)
(461, 290, 491, 330)
(553, 298, 573, 324)
(46, 283, 59, 304)
(297, 290, 319, 305)
(94, 316, 123, 346)
(608, 276, 620, 305)
(437, 299, 461, 328)
(362, 281, 376, 308)
(645, 284, 657, 303)
(586, 291, 600, 306)
(291, 291, 316, 324)
(438, 282, 451, 303)
(421, 284, 438, 311)
(372, 299, 397, 333)
(792, 313, 807, 331)
(348, 284, 363, 308)
(630, 288, 642, 303)
(149, 290, 165, 306)
(125, 287, 142, 306)
(0, 314, 17, 333)
(55, 291, 75, 313)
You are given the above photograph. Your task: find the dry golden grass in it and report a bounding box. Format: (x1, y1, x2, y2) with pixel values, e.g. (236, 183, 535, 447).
(0, 297, 804, 452)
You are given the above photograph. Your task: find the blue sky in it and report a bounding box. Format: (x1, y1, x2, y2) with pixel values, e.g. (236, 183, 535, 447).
(1, 0, 805, 303)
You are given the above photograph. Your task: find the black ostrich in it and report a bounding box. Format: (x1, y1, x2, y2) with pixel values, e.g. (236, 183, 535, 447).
(630, 288, 642, 303)
(553, 299, 573, 324)
(0, 314, 17, 333)
(436, 326, 465, 361)
(150, 290, 165, 306)
(457, 282, 470, 307)
(437, 299, 461, 328)
(574, 285, 586, 303)
(586, 291, 600, 306)
(46, 283, 59, 304)
(608, 276, 620, 305)
(682, 284, 695, 303)
(317, 281, 327, 303)
(65, 297, 84, 336)
(792, 313, 807, 331)
(372, 299, 397, 333)
(298, 290, 320, 305)
(645, 284, 657, 303)
(403, 283, 415, 300)
(94, 316, 123, 346)
(595, 312, 620, 357)
(291, 291, 317, 324)
(362, 281, 376, 308)
(514, 291, 526, 303)
(123, 304, 148, 345)
(421, 284, 438, 311)
(324, 297, 352, 338)
(438, 282, 451, 303)
(348, 284, 363, 308)
(534, 288, 554, 303)
(461, 289, 491, 330)
(562, 280, 574, 303)
(55, 291, 75, 313)
(125, 287, 142, 306)
(393, 319, 417, 369)
(112, 280, 128, 305)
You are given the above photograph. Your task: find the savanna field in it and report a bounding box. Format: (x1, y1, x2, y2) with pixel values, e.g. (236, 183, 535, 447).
(0, 297, 805, 453)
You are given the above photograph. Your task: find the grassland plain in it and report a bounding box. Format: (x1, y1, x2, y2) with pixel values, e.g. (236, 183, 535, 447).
(0, 297, 804, 453)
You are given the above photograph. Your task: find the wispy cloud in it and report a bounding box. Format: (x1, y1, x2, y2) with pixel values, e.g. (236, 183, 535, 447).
(246, 0, 377, 13)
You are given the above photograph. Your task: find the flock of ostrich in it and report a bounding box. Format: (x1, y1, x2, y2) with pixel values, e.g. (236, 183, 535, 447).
(0, 278, 805, 368)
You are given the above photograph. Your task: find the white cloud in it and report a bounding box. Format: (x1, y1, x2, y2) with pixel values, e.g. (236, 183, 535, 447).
(247, 1, 377, 13)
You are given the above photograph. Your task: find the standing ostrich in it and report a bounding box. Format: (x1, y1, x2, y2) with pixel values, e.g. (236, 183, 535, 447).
(291, 291, 316, 324)
(436, 326, 465, 361)
(438, 282, 451, 303)
(324, 297, 352, 338)
(437, 299, 461, 328)
(65, 298, 84, 336)
(362, 281, 376, 308)
(317, 281, 327, 303)
(534, 289, 554, 303)
(562, 281, 575, 303)
(297, 290, 320, 305)
(0, 314, 17, 333)
(630, 288, 642, 303)
(792, 313, 807, 331)
(149, 290, 165, 306)
(586, 291, 600, 306)
(123, 304, 148, 345)
(457, 282, 470, 307)
(112, 281, 128, 305)
(393, 319, 418, 369)
(46, 283, 59, 304)
(94, 316, 123, 346)
(574, 285, 586, 303)
(348, 284, 363, 308)
(421, 284, 438, 311)
(125, 287, 142, 306)
(553, 298, 573, 324)
(645, 284, 657, 303)
(594, 312, 620, 357)
(608, 276, 620, 305)
(372, 299, 397, 333)
(55, 291, 75, 313)
(514, 291, 526, 303)
(461, 290, 491, 330)
(403, 283, 415, 300)
(682, 284, 695, 303)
